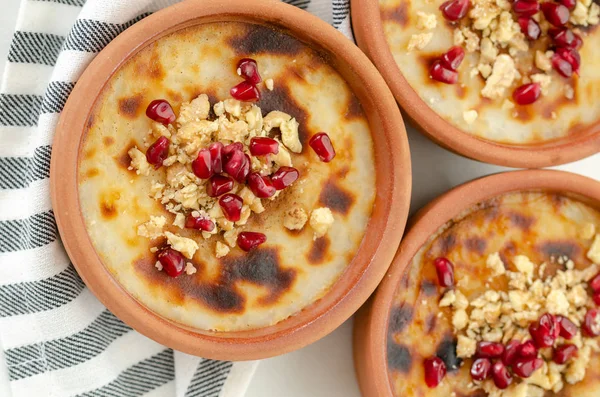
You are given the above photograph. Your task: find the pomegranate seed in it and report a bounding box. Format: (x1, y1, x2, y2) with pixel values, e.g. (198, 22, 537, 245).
(549, 28, 575, 47)
(491, 361, 513, 389)
(541, 3, 570, 26)
(237, 231, 267, 251)
(594, 292, 600, 306)
(206, 174, 234, 197)
(146, 99, 176, 125)
(237, 58, 262, 85)
(552, 53, 574, 77)
(583, 309, 600, 337)
(559, 0, 576, 9)
(271, 166, 299, 190)
(247, 173, 276, 198)
(219, 193, 243, 222)
(553, 344, 578, 364)
(146, 136, 170, 168)
(572, 34, 583, 49)
(230, 81, 260, 102)
(591, 273, 600, 292)
(423, 357, 447, 388)
(516, 340, 538, 359)
(224, 149, 250, 183)
(502, 340, 521, 366)
(530, 313, 559, 348)
(513, 0, 540, 16)
(222, 142, 244, 158)
(512, 357, 544, 378)
(440, 46, 465, 71)
(157, 248, 185, 277)
(556, 48, 580, 73)
(185, 214, 215, 232)
(429, 60, 459, 84)
(249, 137, 279, 156)
(557, 315, 578, 339)
(191, 149, 213, 179)
(309, 132, 336, 162)
(433, 257, 455, 287)
(518, 17, 541, 40)
(476, 342, 505, 358)
(209, 142, 224, 174)
(470, 358, 492, 381)
(439, 0, 470, 21)
(512, 83, 541, 105)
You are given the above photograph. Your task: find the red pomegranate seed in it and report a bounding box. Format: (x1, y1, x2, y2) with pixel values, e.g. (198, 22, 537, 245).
(185, 215, 215, 232)
(559, 0, 576, 9)
(157, 248, 185, 277)
(512, 357, 544, 378)
(470, 358, 491, 381)
(557, 315, 578, 339)
(476, 342, 505, 358)
(512, 83, 541, 105)
(440, 46, 465, 71)
(423, 357, 447, 388)
(439, 0, 470, 21)
(230, 81, 260, 102)
(206, 174, 234, 197)
(541, 3, 570, 26)
(247, 173, 276, 198)
(224, 149, 250, 183)
(513, 0, 541, 16)
(556, 48, 580, 73)
(591, 273, 600, 292)
(553, 344, 578, 364)
(237, 231, 267, 251)
(146, 99, 176, 125)
(309, 132, 336, 162)
(429, 60, 459, 84)
(517, 340, 538, 359)
(518, 17, 541, 40)
(583, 309, 600, 337)
(271, 166, 299, 190)
(552, 53, 574, 77)
(222, 142, 244, 158)
(594, 292, 600, 306)
(209, 142, 224, 174)
(549, 28, 575, 47)
(572, 34, 583, 49)
(219, 193, 243, 222)
(191, 149, 213, 179)
(530, 313, 559, 348)
(491, 361, 513, 389)
(146, 136, 170, 168)
(433, 257, 455, 287)
(502, 340, 521, 366)
(237, 58, 262, 85)
(249, 137, 279, 156)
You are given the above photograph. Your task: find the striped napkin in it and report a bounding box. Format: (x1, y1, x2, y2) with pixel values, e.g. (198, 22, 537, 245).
(0, 0, 353, 396)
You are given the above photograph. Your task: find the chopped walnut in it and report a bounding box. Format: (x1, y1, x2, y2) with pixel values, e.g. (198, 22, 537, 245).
(587, 234, 600, 264)
(486, 252, 506, 277)
(309, 207, 334, 238)
(580, 223, 596, 240)
(407, 32, 433, 51)
(177, 94, 210, 124)
(284, 205, 308, 231)
(184, 262, 197, 275)
(463, 110, 478, 125)
(128, 147, 151, 176)
(535, 50, 553, 72)
(137, 216, 166, 239)
(164, 231, 198, 259)
(215, 241, 230, 258)
(416, 11, 437, 30)
(481, 55, 519, 100)
(265, 78, 274, 91)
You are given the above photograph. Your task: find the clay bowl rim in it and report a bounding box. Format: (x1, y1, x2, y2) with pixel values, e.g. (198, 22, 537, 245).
(350, 0, 600, 168)
(353, 169, 600, 396)
(49, 0, 412, 360)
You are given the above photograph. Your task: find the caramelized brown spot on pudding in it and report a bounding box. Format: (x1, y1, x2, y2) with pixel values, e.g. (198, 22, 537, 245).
(83, 147, 96, 160)
(345, 94, 364, 119)
(381, 1, 411, 27)
(103, 136, 115, 147)
(114, 140, 139, 171)
(389, 305, 414, 334)
(538, 240, 580, 261)
(420, 280, 438, 296)
(99, 189, 121, 219)
(508, 211, 535, 231)
(306, 236, 330, 265)
(387, 340, 413, 373)
(318, 180, 355, 215)
(425, 314, 437, 334)
(436, 335, 462, 372)
(229, 24, 303, 56)
(134, 47, 165, 81)
(191, 284, 245, 313)
(259, 85, 309, 146)
(118, 93, 144, 119)
(464, 236, 487, 255)
(85, 168, 99, 178)
(166, 89, 183, 104)
(437, 233, 457, 255)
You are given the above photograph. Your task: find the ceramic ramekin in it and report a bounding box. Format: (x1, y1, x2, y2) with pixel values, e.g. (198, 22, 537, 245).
(351, 0, 600, 168)
(353, 169, 600, 395)
(50, 0, 411, 360)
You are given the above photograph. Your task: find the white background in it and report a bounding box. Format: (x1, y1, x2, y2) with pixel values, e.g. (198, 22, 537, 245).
(1, 1, 599, 396)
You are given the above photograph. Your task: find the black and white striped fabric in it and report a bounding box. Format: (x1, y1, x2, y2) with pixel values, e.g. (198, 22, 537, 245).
(0, 0, 352, 396)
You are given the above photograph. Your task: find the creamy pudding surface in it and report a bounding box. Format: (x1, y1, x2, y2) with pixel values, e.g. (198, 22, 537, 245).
(380, 0, 600, 144)
(77, 21, 375, 331)
(387, 192, 600, 396)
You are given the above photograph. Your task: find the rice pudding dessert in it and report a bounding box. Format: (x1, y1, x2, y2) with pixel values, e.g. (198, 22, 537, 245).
(380, 0, 600, 144)
(387, 192, 600, 395)
(77, 22, 375, 331)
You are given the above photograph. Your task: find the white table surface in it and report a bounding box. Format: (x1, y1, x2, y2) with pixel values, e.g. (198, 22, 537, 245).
(2, 2, 600, 396)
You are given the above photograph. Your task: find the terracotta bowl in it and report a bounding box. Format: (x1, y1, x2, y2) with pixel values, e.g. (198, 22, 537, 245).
(50, 0, 411, 360)
(353, 169, 600, 396)
(351, 0, 600, 168)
